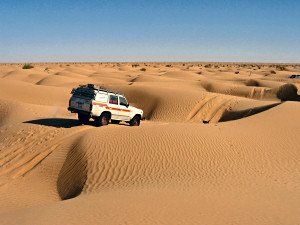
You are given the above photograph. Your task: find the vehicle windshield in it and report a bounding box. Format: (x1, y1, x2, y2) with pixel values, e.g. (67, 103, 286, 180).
(119, 97, 128, 106)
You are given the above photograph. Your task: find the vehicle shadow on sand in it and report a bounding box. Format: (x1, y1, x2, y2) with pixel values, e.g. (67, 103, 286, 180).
(24, 118, 84, 128)
(24, 118, 131, 128)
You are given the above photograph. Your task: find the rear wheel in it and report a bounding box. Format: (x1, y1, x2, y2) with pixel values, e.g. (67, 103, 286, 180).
(129, 115, 140, 126)
(111, 120, 120, 124)
(96, 113, 110, 126)
(78, 113, 89, 124)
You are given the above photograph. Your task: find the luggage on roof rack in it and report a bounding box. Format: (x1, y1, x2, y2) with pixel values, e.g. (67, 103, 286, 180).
(72, 84, 124, 96)
(71, 87, 96, 99)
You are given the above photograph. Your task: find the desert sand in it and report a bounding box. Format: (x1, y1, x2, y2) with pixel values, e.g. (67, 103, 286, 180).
(0, 62, 300, 224)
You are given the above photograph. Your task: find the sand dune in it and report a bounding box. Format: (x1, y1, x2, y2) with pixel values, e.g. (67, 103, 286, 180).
(0, 62, 300, 224)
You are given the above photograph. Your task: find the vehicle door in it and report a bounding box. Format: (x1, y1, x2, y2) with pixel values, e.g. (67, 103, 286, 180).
(107, 94, 121, 120)
(118, 96, 131, 121)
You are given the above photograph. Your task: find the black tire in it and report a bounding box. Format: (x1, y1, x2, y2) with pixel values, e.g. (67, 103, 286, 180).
(129, 115, 140, 126)
(111, 120, 120, 124)
(78, 113, 89, 124)
(96, 113, 110, 126)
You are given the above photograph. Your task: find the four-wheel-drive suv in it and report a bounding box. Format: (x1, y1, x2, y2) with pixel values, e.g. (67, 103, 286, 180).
(68, 84, 143, 126)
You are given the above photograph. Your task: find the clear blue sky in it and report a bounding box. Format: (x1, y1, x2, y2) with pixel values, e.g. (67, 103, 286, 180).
(0, 0, 299, 63)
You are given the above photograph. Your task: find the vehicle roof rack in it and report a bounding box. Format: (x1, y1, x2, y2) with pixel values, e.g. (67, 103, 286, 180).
(77, 84, 124, 96)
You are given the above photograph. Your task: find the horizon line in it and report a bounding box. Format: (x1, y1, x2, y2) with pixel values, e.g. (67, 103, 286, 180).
(1, 61, 300, 65)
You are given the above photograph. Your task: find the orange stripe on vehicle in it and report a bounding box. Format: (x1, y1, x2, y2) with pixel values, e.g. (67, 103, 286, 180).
(93, 102, 107, 106)
(122, 110, 131, 112)
(105, 107, 122, 111)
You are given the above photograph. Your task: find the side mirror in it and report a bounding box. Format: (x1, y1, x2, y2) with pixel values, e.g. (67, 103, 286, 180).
(126, 104, 129, 108)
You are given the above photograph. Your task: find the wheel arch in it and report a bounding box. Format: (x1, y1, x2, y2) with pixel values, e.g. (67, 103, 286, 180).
(100, 111, 112, 119)
(133, 114, 142, 120)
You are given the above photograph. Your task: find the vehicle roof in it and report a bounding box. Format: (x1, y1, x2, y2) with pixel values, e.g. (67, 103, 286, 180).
(97, 90, 124, 96)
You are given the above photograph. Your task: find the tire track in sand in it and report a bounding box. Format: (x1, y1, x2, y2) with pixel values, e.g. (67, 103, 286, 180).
(0, 124, 95, 184)
(186, 95, 235, 123)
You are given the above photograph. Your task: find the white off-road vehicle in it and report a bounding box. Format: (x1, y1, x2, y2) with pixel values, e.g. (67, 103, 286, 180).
(68, 84, 143, 126)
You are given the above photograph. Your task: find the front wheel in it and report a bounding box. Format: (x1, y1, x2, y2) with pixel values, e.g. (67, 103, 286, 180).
(129, 115, 140, 126)
(96, 113, 110, 126)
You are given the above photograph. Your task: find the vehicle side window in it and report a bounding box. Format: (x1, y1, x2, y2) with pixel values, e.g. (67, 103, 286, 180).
(95, 93, 108, 103)
(119, 97, 128, 106)
(109, 95, 118, 105)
